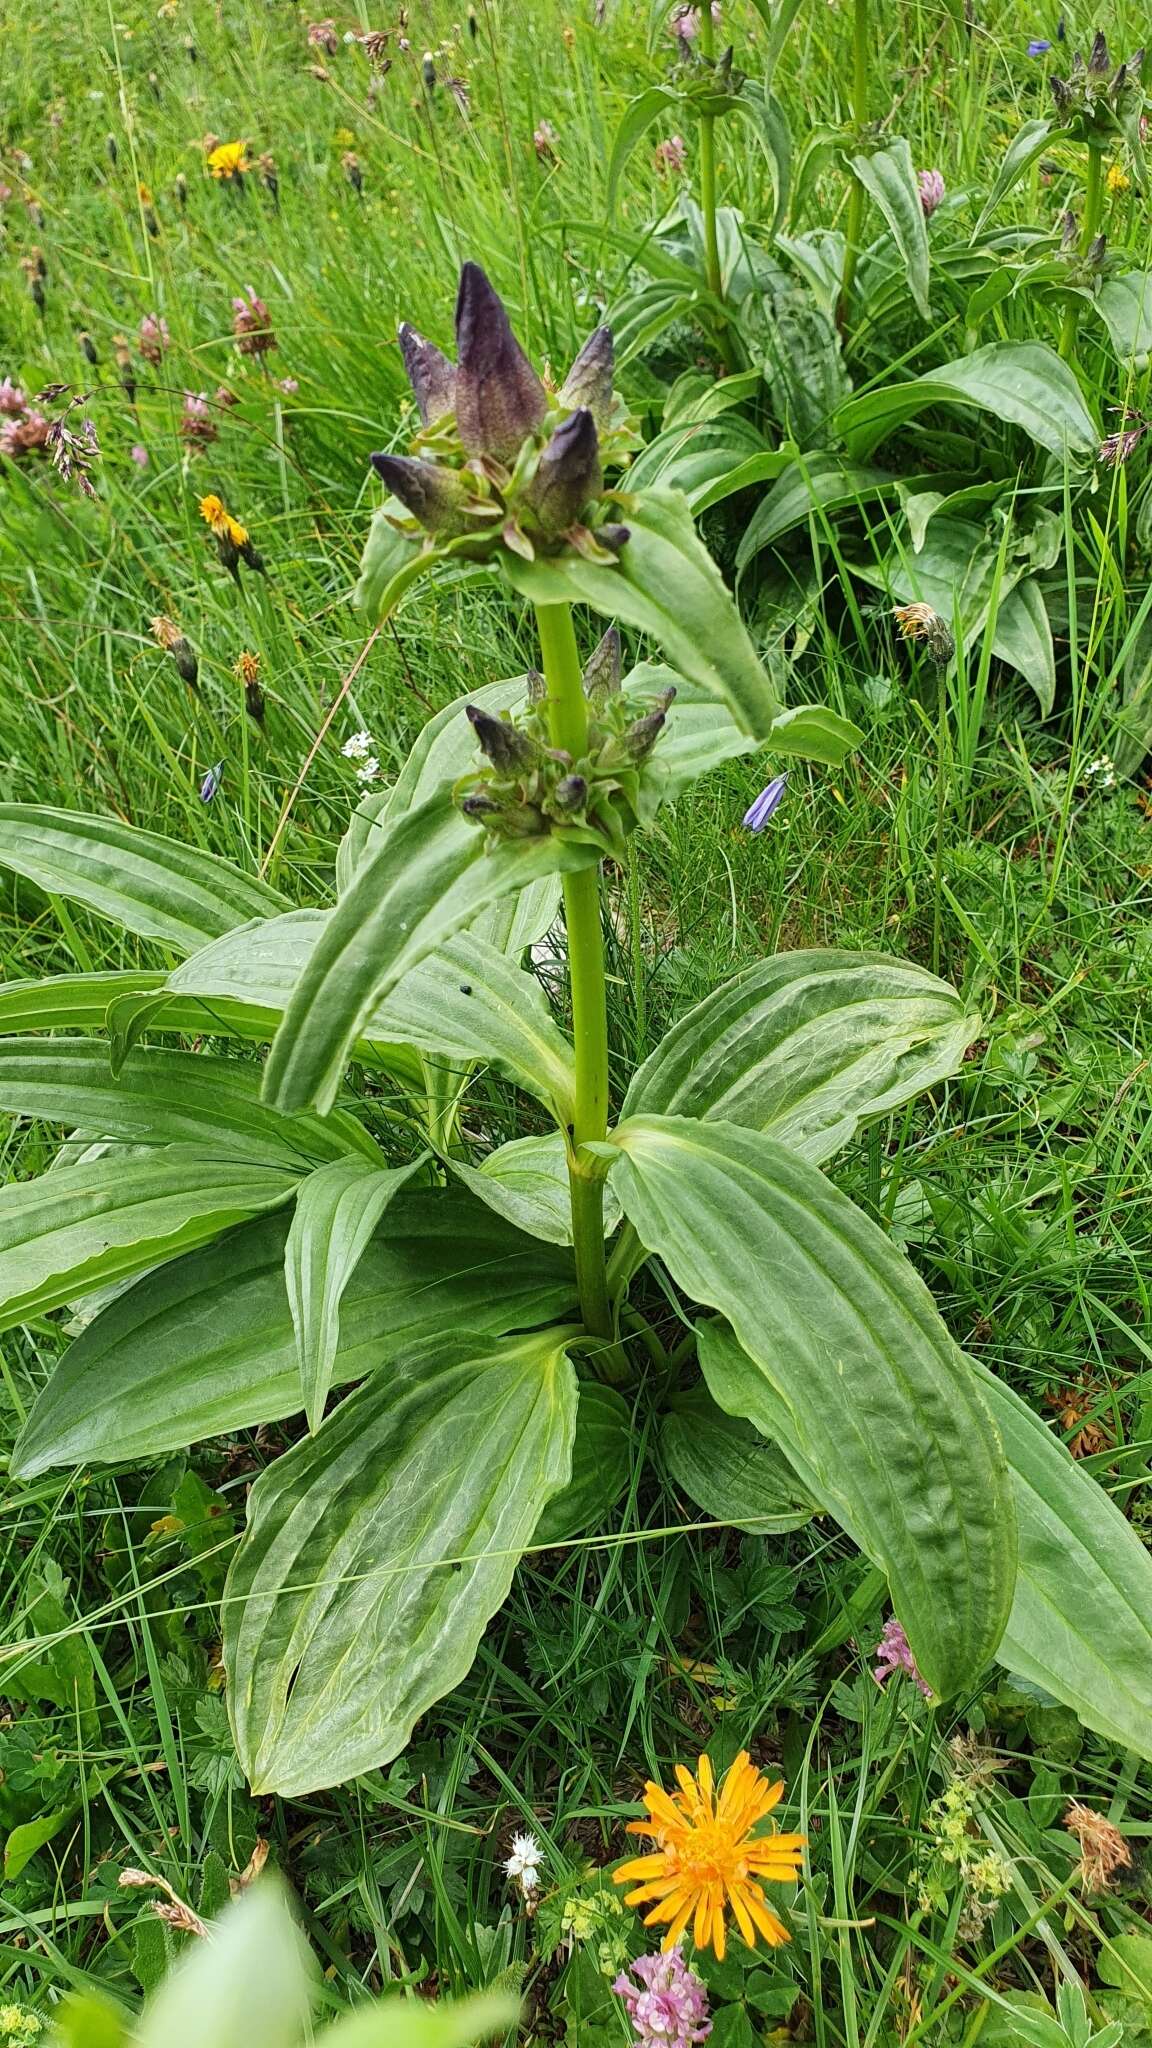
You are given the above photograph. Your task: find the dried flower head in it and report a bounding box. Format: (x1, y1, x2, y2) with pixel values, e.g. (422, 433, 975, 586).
(357, 29, 392, 66)
(207, 140, 249, 181)
(151, 614, 198, 686)
(1098, 407, 1147, 466)
(180, 390, 219, 450)
(534, 119, 558, 160)
(893, 601, 955, 664)
(232, 287, 276, 355)
(46, 399, 100, 497)
(614, 1948, 712, 2047)
(234, 649, 261, 686)
(0, 378, 27, 417)
(307, 18, 339, 50)
(654, 134, 687, 175)
(1065, 1801, 1132, 1892)
(614, 1752, 804, 1959)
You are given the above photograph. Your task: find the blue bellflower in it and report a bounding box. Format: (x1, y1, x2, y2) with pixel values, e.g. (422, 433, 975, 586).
(743, 774, 787, 831)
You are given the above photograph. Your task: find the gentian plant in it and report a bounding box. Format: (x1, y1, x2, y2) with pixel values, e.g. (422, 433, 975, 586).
(1, 269, 1150, 1797)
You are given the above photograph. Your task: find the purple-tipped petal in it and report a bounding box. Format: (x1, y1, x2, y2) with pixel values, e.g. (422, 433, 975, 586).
(1028, 37, 1052, 54)
(582, 624, 621, 701)
(558, 324, 615, 428)
(454, 260, 547, 462)
(465, 701, 537, 771)
(742, 773, 787, 831)
(398, 322, 456, 424)
(370, 451, 470, 533)
(526, 407, 602, 535)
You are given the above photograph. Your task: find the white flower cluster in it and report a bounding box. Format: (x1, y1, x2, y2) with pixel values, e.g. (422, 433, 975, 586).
(1084, 754, 1117, 791)
(341, 729, 380, 783)
(504, 1831, 543, 1897)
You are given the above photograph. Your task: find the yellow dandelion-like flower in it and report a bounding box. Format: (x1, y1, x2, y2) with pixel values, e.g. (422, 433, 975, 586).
(234, 648, 261, 685)
(198, 493, 249, 546)
(1106, 163, 1130, 194)
(892, 601, 954, 664)
(207, 140, 250, 180)
(613, 1751, 804, 1961)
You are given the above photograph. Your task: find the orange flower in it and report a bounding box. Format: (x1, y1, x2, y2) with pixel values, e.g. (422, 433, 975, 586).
(614, 1751, 804, 1960)
(198, 493, 249, 547)
(207, 140, 249, 181)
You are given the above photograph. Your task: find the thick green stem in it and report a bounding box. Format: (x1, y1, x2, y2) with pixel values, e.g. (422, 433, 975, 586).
(534, 601, 614, 1343)
(697, 3, 723, 304)
(836, 0, 871, 329)
(1058, 144, 1104, 365)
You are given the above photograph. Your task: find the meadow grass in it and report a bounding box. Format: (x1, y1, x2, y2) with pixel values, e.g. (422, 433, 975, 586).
(2, 0, 1152, 2040)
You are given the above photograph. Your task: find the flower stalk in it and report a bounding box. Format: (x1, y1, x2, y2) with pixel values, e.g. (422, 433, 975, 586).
(696, 2, 724, 304)
(836, 0, 871, 328)
(1058, 140, 1105, 363)
(534, 600, 616, 1348)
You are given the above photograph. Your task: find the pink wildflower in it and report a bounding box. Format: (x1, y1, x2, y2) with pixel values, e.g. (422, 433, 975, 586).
(138, 312, 170, 365)
(0, 377, 27, 416)
(873, 1617, 932, 1697)
(130, 442, 149, 467)
(654, 135, 687, 176)
(917, 168, 946, 216)
(614, 1950, 712, 2047)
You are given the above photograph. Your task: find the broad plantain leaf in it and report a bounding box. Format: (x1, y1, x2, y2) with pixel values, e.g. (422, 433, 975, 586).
(849, 139, 931, 319)
(263, 791, 597, 1116)
(502, 489, 781, 740)
(991, 577, 1056, 716)
(837, 343, 1098, 463)
(0, 968, 285, 1047)
(662, 1383, 815, 1534)
(225, 1327, 578, 1793)
(623, 950, 980, 1163)
(534, 1381, 633, 1545)
(11, 1196, 576, 1475)
(0, 1146, 300, 1332)
(736, 457, 898, 572)
(0, 806, 285, 953)
(605, 1115, 1016, 1695)
(448, 1132, 623, 1245)
(286, 1155, 428, 1432)
(0, 1039, 377, 1167)
(971, 118, 1055, 238)
(1090, 271, 1152, 371)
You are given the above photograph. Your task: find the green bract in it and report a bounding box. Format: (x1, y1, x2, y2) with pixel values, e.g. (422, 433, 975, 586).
(6, 266, 1152, 1798)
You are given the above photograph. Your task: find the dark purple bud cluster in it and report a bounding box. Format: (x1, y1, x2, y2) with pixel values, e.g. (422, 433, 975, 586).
(369, 262, 636, 571)
(1049, 31, 1146, 151)
(455, 628, 675, 853)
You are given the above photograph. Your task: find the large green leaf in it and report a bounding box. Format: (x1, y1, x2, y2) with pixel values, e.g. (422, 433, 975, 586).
(0, 1147, 300, 1333)
(502, 489, 781, 740)
(970, 118, 1054, 237)
(605, 1116, 1016, 1695)
(735, 457, 897, 572)
(263, 791, 597, 1116)
(837, 343, 1098, 463)
(173, 917, 577, 1124)
(534, 1381, 633, 1545)
(0, 1039, 376, 1167)
(449, 1132, 623, 1246)
(135, 1882, 315, 2048)
(286, 1156, 427, 1432)
(225, 1328, 578, 1793)
(0, 969, 284, 1047)
(606, 85, 684, 209)
(729, 84, 791, 239)
(662, 1383, 815, 1534)
(1090, 271, 1152, 371)
(991, 577, 1056, 717)
(0, 806, 285, 953)
(849, 139, 931, 320)
(972, 1361, 1152, 1759)
(623, 950, 979, 1164)
(11, 1196, 576, 1475)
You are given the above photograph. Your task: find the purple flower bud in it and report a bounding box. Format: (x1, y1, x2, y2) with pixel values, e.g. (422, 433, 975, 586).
(398, 321, 456, 424)
(1088, 27, 1110, 72)
(454, 261, 547, 463)
(596, 522, 631, 554)
(370, 451, 471, 533)
(465, 702, 537, 771)
(917, 168, 945, 216)
(742, 773, 787, 831)
(558, 325, 615, 428)
(583, 625, 621, 701)
(552, 772, 587, 812)
(526, 407, 602, 535)
(199, 760, 224, 803)
(1028, 37, 1052, 54)
(623, 687, 675, 763)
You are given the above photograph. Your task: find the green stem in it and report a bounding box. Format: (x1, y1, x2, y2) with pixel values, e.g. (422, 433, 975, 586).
(534, 602, 614, 1344)
(697, 3, 723, 304)
(1058, 143, 1104, 365)
(836, 0, 871, 329)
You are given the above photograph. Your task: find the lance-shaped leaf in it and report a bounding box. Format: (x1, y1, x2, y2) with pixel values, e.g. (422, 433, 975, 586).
(534, 1381, 633, 1545)
(0, 1039, 377, 1168)
(447, 1131, 622, 1245)
(502, 489, 780, 741)
(287, 1156, 428, 1432)
(0, 1146, 300, 1332)
(849, 139, 931, 320)
(729, 84, 792, 240)
(623, 950, 980, 1164)
(606, 85, 685, 209)
(604, 1115, 1016, 1696)
(11, 1194, 577, 1477)
(0, 969, 285, 1048)
(662, 1383, 816, 1535)
(174, 916, 576, 1124)
(225, 1327, 578, 1794)
(971, 1359, 1152, 1759)
(263, 791, 598, 1116)
(837, 343, 1098, 463)
(971, 118, 1054, 238)
(0, 806, 285, 953)
(133, 1883, 315, 2048)
(735, 456, 898, 571)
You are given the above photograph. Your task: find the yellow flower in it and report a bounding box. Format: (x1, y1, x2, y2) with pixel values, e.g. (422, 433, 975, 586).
(207, 140, 249, 180)
(234, 648, 261, 684)
(334, 126, 356, 146)
(198, 493, 249, 546)
(1107, 163, 1130, 194)
(614, 1751, 804, 1960)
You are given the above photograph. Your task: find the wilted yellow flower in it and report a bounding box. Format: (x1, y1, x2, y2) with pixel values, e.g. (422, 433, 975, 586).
(207, 140, 249, 180)
(614, 1751, 804, 1959)
(893, 600, 955, 664)
(1106, 163, 1130, 194)
(1065, 1801, 1132, 1892)
(198, 492, 248, 546)
(233, 649, 261, 685)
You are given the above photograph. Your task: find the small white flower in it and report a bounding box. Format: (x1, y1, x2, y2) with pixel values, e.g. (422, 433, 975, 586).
(504, 1831, 543, 1890)
(1084, 754, 1117, 790)
(341, 729, 374, 760)
(355, 756, 380, 783)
